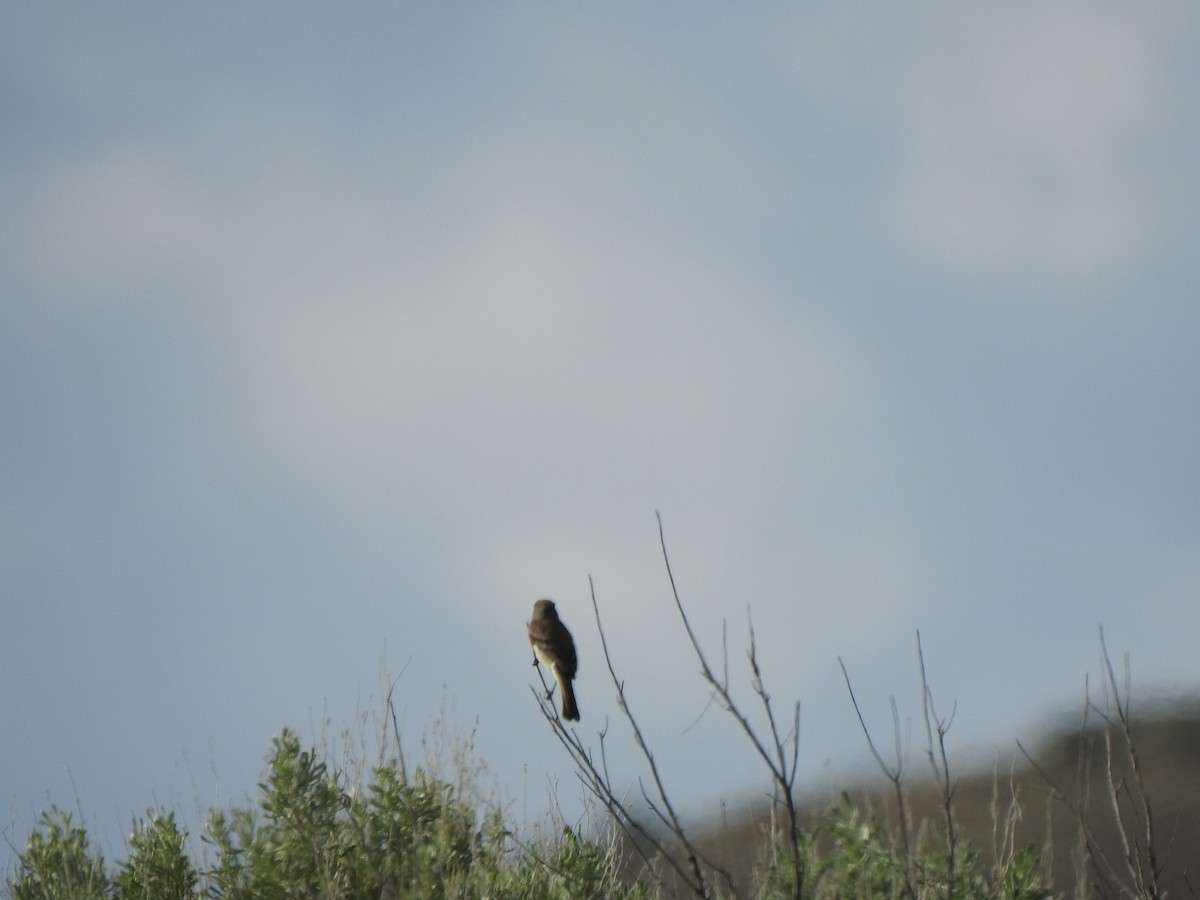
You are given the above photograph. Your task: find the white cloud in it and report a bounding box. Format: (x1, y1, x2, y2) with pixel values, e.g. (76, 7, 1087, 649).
(754, 5, 1188, 315)
(900, 11, 1178, 286)
(230, 200, 866, 631)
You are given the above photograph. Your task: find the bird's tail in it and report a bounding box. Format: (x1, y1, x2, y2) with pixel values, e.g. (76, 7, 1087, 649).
(560, 678, 580, 721)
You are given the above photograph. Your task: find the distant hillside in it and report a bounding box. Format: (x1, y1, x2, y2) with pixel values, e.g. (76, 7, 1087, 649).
(637, 704, 1200, 897)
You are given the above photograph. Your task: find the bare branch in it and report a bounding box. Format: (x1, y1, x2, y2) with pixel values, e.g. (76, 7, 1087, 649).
(656, 512, 804, 900)
(1020, 629, 1171, 899)
(588, 575, 730, 897)
(917, 631, 959, 886)
(838, 657, 915, 898)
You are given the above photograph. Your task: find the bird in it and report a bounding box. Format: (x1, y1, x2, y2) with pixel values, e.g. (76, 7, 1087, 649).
(527, 598, 580, 721)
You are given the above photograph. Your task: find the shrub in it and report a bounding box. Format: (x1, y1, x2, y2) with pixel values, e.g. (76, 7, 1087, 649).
(201, 727, 644, 899)
(9, 809, 108, 900)
(117, 814, 197, 900)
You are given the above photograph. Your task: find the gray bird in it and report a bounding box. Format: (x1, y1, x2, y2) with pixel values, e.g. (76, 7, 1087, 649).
(527, 599, 580, 721)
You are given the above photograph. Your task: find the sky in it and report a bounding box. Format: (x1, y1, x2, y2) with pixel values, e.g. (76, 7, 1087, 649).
(3, 2, 1199, 874)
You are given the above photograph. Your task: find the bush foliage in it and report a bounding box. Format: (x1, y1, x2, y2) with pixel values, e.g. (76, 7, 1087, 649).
(9, 728, 647, 900)
(10, 694, 1183, 899)
(7, 727, 1060, 900)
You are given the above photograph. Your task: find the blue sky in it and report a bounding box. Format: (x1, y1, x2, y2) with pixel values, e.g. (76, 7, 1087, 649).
(3, 2, 1199, 871)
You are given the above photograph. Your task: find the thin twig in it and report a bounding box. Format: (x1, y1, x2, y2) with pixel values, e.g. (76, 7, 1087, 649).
(1096, 627, 1163, 899)
(588, 575, 727, 897)
(918, 631, 958, 886)
(530, 682, 695, 893)
(656, 512, 803, 900)
(1018, 627, 1175, 900)
(839, 658, 916, 899)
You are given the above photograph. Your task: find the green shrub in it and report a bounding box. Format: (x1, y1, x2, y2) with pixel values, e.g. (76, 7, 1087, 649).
(117, 814, 197, 900)
(200, 728, 644, 899)
(749, 795, 1054, 900)
(9, 809, 108, 900)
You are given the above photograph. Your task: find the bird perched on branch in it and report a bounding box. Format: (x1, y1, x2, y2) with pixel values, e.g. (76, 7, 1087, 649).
(527, 598, 580, 721)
